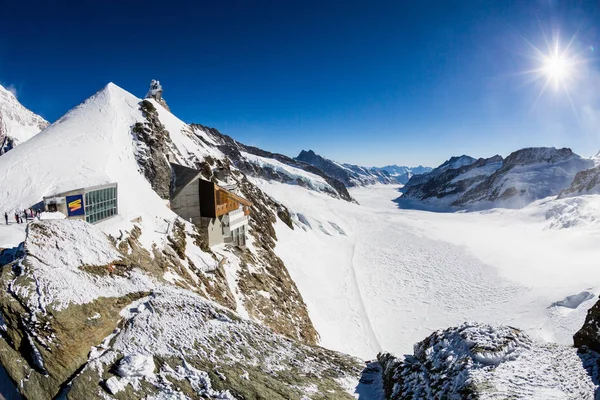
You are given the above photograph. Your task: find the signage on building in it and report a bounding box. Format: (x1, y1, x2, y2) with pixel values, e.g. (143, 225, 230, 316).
(66, 195, 85, 217)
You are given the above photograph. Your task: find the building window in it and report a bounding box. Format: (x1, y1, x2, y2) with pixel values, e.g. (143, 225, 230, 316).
(85, 186, 117, 224)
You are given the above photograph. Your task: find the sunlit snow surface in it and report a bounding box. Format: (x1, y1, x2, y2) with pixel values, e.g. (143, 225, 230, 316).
(257, 182, 600, 359)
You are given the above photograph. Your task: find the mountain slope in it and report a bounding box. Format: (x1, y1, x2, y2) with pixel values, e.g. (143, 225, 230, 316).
(0, 84, 48, 154)
(558, 164, 600, 198)
(0, 219, 361, 399)
(0, 82, 366, 398)
(456, 147, 593, 207)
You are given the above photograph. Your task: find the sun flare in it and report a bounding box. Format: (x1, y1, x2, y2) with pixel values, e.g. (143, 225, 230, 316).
(542, 51, 570, 84)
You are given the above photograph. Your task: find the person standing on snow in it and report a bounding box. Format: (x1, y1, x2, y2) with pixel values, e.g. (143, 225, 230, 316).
(14, 212, 19, 224)
(4, 212, 8, 225)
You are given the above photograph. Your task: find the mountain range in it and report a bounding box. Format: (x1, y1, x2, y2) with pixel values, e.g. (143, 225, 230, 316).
(400, 148, 597, 209)
(1, 81, 600, 398)
(296, 149, 431, 186)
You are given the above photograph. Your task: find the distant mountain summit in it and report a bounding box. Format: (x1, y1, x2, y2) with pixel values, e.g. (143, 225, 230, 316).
(296, 149, 431, 186)
(372, 164, 432, 181)
(0, 84, 48, 154)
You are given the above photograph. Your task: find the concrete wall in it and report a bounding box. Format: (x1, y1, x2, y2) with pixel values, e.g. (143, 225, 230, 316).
(200, 216, 226, 246)
(171, 180, 202, 225)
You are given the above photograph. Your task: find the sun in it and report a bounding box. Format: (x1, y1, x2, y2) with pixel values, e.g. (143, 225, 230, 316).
(519, 31, 588, 111)
(542, 51, 570, 84)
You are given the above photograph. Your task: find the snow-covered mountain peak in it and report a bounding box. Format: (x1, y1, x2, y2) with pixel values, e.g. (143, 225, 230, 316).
(438, 154, 477, 171)
(0, 83, 49, 154)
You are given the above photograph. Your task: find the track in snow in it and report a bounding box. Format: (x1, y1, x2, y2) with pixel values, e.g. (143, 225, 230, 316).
(260, 182, 600, 359)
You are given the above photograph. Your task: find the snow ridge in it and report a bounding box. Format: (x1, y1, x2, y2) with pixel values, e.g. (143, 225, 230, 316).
(0, 83, 48, 154)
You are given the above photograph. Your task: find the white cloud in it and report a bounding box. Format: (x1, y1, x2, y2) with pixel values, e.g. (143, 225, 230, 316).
(5, 84, 17, 98)
(0, 82, 18, 98)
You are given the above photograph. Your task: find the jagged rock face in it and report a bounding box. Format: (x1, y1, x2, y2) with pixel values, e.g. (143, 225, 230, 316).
(0, 220, 361, 399)
(574, 297, 600, 353)
(132, 100, 173, 199)
(191, 124, 354, 202)
(379, 323, 599, 399)
(296, 149, 395, 186)
(558, 164, 600, 198)
(190, 160, 319, 344)
(0, 84, 49, 155)
(402, 155, 503, 202)
(128, 103, 319, 346)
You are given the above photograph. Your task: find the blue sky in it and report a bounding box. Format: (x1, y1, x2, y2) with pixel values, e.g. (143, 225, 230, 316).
(1, 1, 599, 167)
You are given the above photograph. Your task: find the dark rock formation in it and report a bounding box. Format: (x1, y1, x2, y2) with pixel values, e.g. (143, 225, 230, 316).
(132, 100, 173, 199)
(575, 297, 600, 353)
(559, 164, 600, 199)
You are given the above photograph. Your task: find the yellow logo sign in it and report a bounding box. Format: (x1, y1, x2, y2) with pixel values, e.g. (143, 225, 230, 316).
(68, 199, 82, 213)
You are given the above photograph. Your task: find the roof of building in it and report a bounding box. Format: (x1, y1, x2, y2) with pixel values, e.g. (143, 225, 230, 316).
(170, 163, 203, 199)
(215, 184, 253, 207)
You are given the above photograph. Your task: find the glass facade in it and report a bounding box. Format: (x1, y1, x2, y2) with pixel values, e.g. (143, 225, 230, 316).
(85, 186, 117, 224)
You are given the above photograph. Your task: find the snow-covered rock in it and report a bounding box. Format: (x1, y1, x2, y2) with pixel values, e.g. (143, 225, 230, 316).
(0, 83, 48, 155)
(379, 323, 599, 399)
(116, 354, 155, 378)
(0, 216, 361, 399)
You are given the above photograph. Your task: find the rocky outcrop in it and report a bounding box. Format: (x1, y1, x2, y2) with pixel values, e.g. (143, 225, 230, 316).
(192, 158, 319, 344)
(378, 322, 599, 399)
(129, 105, 319, 346)
(574, 296, 600, 353)
(0, 220, 361, 399)
(132, 100, 173, 199)
(558, 164, 600, 198)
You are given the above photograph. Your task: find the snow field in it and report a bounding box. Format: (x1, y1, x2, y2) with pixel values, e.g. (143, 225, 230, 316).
(258, 182, 600, 359)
